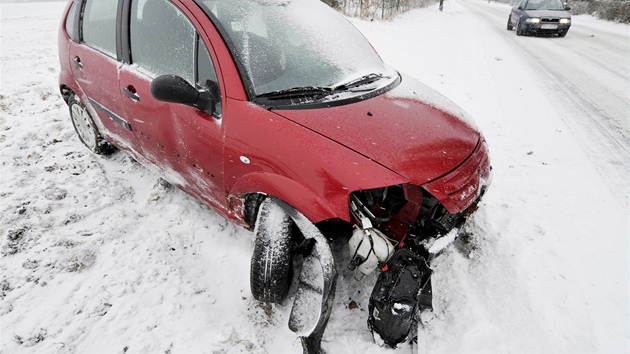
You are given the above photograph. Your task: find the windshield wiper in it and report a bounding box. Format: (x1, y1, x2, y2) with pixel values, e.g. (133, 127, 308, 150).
(257, 74, 390, 101)
(257, 86, 333, 100)
(334, 73, 387, 91)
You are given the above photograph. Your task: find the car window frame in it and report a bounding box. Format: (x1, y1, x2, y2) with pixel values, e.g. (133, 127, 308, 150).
(121, 0, 223, 118)
(78, 0, 125, 60)
(191, 1, 254, 101)
(127, 0, 197, 84)
(65, 0, 81, 42)
(195, 33, 222, 119)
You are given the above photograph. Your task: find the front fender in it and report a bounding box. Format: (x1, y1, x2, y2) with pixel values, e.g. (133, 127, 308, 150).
(223, 99, 409, 225)
(228, 172, 341, 224)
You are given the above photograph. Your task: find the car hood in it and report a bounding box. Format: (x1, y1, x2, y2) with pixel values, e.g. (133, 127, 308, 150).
(524, 10, 571, 18)
(273, 74, 480, 186)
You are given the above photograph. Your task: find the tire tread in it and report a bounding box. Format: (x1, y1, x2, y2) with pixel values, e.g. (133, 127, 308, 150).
(250, 199, 293, 303)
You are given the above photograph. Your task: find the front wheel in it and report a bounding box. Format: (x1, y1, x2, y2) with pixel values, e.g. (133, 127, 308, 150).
(250, 198, 295, 303)
(68, 97, 116, 155)
(516, 19, 524, 36)
(507, 15, 513, 30)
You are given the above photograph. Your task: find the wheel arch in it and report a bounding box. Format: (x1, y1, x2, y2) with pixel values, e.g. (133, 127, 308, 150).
(60, 84, 75, 104)
(231, 172, 346, 229)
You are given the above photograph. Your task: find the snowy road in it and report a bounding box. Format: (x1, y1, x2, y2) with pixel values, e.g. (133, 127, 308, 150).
(1, 1, 628, 354)
(461, 0, 630, 202)
(466, 0, 629, 143)
(353, 2, 629, 353)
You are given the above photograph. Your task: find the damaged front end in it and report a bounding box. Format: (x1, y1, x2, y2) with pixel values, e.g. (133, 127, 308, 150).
(262, 140, 491, 353)
(347, 140, 492, 347)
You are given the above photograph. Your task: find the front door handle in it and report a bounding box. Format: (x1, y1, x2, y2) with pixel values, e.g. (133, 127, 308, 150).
(72, 56, 83, 69)
(122, 85, 140, 102)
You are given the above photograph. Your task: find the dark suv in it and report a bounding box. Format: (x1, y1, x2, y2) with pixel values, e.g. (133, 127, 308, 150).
(59, 0, 491, 350)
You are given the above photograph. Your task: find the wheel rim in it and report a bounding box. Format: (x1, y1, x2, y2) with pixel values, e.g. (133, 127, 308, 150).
(71, 103, 97, 149)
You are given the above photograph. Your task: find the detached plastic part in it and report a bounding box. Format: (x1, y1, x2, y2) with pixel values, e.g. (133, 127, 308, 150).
(274, 199, 338, 354)
(347, 226, 395, 275)
(368, 248, 432, 348)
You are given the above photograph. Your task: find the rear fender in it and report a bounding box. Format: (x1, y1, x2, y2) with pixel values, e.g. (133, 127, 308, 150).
(59, 71, 81, 103)
(58, 0, 74, 99)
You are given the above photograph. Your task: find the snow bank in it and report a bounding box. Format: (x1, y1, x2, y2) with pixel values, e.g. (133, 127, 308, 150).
(1, 1, 628, 353)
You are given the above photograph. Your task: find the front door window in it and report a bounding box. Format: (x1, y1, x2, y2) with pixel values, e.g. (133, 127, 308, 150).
(129, 0, 221, 115)
(130, 0, 195, 83)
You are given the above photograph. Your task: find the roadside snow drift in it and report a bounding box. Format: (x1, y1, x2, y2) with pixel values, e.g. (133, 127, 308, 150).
(1, 1, 628, 353)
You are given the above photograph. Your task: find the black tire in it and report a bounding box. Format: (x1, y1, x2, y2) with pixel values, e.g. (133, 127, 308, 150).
(558, 31, 567, 37)
(250, 198, 295, 303)
(68, 96, 116, 155)
(516, 19, 524, 36)
(507, 16, 513, 30)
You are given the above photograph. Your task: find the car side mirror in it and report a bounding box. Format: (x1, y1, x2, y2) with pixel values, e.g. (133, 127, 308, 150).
(517, 5, 523, 10)
(151, 74, 215, 113)
(563, 3, 571, 10)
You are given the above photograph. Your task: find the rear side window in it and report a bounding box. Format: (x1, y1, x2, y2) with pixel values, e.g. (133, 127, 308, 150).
(65, 1, 79, 42)
(130, 0, 195, 83)
(82, 0, 118, 56)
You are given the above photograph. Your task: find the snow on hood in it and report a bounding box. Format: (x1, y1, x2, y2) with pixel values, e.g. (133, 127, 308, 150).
(388, 72, 479, 130)
(273, 74, 480, 185)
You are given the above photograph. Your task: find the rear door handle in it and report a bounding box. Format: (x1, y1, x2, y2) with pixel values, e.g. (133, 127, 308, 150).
(72, 56, 83, 69)
(122, 85, 140, 102)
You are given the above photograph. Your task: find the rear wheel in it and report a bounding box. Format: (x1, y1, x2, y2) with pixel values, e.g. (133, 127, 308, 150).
(507, 15, 513, 30)
(250, 198, 295, 303)
(68, 97, 116, 155)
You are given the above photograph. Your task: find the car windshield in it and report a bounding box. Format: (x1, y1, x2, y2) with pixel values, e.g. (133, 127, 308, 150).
(525, 0, 565, 10)
(198, 0, 397, 98)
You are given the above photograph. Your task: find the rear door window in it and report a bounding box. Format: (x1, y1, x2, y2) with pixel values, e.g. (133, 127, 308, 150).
(82, 0, 118, 56)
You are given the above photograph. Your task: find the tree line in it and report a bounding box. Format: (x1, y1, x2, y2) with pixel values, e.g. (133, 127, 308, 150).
(322, 0, 630, 23)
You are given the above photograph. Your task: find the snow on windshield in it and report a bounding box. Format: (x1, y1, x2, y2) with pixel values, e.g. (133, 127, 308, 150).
(201, 0, 396, 95)
(525, 0, 565, 11)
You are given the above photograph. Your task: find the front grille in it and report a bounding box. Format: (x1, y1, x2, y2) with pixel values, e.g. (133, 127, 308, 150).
(541, 18, 560, 23)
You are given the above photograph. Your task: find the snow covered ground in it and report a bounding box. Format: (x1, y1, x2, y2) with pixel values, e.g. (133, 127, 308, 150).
(1, 1, 628, 353)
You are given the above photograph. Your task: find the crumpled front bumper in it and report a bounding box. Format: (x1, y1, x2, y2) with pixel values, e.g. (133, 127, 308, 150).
(423, 137, 492, 215)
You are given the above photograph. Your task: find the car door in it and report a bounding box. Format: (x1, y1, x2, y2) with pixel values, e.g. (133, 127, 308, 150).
(117, 0, 226, 207)
(68, 0, 136, 148)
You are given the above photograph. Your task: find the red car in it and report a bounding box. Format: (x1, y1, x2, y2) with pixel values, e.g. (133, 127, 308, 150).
(59, 0, 491, 350)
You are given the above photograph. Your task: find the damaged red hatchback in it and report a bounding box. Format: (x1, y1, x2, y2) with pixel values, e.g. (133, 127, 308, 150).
(59, 0, 491, 350)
